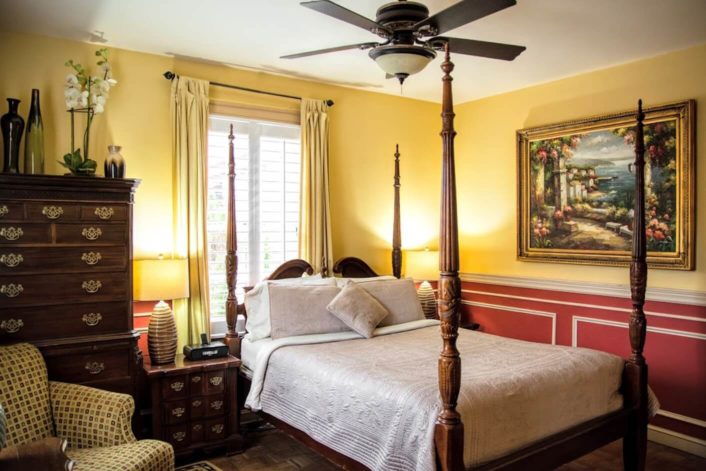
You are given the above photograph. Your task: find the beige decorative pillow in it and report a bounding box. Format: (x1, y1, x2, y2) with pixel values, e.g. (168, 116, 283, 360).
(268, 284, 350, 339)
(354, 278, 425, 326)
(327, 282, 390, 338)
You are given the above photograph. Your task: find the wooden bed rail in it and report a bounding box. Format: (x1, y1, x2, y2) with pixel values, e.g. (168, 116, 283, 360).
(435, 45, 464, 471)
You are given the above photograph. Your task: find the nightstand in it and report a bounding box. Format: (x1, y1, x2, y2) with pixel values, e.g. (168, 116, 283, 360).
(143, 354, 243, 460)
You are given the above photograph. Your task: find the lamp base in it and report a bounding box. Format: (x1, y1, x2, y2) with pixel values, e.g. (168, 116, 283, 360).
(417, 280, 437, 319)
(148, 300, 177, 365)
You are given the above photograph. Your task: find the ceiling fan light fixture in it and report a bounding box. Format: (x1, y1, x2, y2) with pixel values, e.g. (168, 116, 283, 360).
(369, 45, 436, 84)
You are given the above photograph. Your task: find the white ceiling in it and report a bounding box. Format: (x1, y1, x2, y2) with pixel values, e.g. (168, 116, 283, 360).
(1, 0, 705, 103)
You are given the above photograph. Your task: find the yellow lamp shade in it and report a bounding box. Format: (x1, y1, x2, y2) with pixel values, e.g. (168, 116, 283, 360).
(405, 249, 439, 281)
(133, 258, 190, 301)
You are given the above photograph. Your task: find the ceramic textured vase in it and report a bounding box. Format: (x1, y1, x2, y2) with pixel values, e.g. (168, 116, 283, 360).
(417, 281, 437, 319)
(1, 98, 24, 174)
(104, 144, 125, 178)
(148, 300, 178, 365)
(24, 89, 44, 174)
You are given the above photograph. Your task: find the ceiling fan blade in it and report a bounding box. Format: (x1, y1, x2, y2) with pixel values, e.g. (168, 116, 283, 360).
(301, 0, 390, 34)
(432, 37, 525, 61)
(281, 42, 379, 59)
(417, 0, 516, 35)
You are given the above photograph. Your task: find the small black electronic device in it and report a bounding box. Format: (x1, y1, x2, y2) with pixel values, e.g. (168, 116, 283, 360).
(183, 333, 229, 361)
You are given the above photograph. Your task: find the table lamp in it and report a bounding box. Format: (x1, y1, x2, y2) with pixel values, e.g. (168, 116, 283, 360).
(134, 256, 189, 365)
(405, 249, 439, 319)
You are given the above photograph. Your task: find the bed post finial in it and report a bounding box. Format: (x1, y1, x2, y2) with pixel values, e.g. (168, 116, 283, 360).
(435, 44, 464, 471)
(623, 99, 648, 470)
(392, 144, 402, 278)
(224, 124, 240, 354)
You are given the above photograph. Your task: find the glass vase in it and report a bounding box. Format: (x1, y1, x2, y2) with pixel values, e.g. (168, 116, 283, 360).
(1, 98, 24, 174)
(24, 89, 44, 174)
(104, 145, 125, 178)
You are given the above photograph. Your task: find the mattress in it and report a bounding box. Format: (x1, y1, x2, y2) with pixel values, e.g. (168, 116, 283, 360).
(240, 336, 270, 374)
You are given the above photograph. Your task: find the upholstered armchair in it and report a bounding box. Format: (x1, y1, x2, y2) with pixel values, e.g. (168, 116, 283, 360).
(0, 343, 174, 471)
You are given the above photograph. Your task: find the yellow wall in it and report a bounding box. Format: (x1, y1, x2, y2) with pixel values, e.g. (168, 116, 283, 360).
(454, 43, 706, 291)
(0, 31, 440, 270)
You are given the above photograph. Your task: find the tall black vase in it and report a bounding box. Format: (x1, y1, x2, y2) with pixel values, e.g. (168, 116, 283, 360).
(1, 98, 24, 174)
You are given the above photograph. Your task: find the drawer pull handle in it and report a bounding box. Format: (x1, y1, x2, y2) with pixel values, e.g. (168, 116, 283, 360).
(94, 207, 114, 220)
(1, 284, 23, 298)
(172, 431, 186, 442)
(81, 252, 102, 265)
(171, 407, 185, 417)
(0, 227, 23, 241)
(0, 205, 7, 218)
(209, 376, 223, 387)
(85, 362, 105, 375)
(191, 400, 202, 408)
(192, 424, 202, 432)
(210, 401, 223, 411)
(0, 253, 23, 268)
(211, 424, 224, 434)
(170, 382, 184, 392)
(82, 313, 102, 326)
(82, 280, 102, 294)
(0, 318, 24, 333)
(42, 206, 64, 220)
(191, 376, 201, 383)
(81, 227, 102, 240)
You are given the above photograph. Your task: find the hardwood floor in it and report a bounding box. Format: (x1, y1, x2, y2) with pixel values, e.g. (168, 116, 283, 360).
(210, 422, 706, 471)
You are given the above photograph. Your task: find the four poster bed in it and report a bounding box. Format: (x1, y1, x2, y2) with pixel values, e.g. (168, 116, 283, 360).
(220, 49, 651, 471)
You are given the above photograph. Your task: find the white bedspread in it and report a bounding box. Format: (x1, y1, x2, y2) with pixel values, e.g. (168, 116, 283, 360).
(246, 321, 626, 470)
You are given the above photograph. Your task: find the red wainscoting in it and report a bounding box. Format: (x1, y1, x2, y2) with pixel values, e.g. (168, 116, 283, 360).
(458, 276, 706, 454)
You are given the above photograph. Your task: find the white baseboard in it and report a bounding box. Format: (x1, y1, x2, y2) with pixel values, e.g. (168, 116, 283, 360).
(649, 425, 706, 458)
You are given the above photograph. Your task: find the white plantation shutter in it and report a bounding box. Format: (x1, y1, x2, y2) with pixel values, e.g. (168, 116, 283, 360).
(207, 115, 300, 324)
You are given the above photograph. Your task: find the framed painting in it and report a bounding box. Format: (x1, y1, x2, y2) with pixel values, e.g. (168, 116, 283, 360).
(517, 100, 695, 270)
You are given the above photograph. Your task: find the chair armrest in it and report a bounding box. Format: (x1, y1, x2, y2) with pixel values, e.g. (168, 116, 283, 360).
(50, 382, 136, 449)
(0, 437, 74, 471)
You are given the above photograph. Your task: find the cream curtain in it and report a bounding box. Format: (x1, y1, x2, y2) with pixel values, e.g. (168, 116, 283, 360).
(170, 76, 210, 348)
(299, 99, 333, 275)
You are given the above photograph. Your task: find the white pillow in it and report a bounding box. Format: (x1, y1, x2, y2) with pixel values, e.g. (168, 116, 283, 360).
(354, 278, 425, 326)
(244, 275, 336, 341)
(334, 275, 397, 287)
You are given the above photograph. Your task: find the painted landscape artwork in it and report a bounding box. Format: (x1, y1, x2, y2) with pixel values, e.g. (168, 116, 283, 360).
(518, 101, 694, 269)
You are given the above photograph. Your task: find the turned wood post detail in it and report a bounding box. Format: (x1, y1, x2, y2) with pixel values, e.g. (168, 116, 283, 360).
(224, 124, 239, 353)
(435, 45, 465, 471)
(392, 144, 402, 279)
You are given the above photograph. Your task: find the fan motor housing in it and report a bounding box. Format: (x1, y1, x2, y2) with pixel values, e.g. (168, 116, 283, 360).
(375, 1, 429, 28)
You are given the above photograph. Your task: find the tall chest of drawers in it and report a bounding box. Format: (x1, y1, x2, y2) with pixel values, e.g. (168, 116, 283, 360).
(0, 174, 142, 399)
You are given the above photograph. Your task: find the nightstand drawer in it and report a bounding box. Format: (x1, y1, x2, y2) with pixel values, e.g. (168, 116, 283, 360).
(205, 418, 226, 441)
(205, 396, 225, 417)
(190, 422, 205, 443)
(161, 375, 188, 399)
(205, 370, 225, 394)
(165, 424, 190, 449)
(164, 400, 188, 425)
(189, 372, 204, 394)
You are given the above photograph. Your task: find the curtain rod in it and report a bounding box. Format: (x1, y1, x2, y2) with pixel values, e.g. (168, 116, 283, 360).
(163, 71, 334, 107)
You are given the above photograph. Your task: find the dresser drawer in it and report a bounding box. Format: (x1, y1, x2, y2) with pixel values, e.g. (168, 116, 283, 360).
(205, 370, 226, 394)
(0, 203, 25, 221)
(81, 205, 128, 222)
(0, 224, 51, 244)
(161, 375, 188, 399)
(205, 396, 225, 418)
(55, 224, 127, 244)
(45, 348, 129, 383)
(0, 302, 128, 341)
(25, 203, 81, 222)
(163, 400, 188, 425)
(0, 246, 127, 274)
(0, 272, 127, 307)
(189, 397, 207, 419)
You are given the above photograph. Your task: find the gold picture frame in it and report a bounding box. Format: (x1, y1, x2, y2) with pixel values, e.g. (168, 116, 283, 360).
(517, 100, 695, 270)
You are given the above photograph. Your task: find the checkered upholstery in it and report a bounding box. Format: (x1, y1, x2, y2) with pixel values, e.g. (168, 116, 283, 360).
(0, 404, 7, 448)
(0, 343, 174, 470)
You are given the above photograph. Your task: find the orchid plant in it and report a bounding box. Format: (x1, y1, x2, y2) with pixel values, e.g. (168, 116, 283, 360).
(60, 48, 117, 175)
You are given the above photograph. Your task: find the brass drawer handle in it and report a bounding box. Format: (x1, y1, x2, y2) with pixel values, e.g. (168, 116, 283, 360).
(81, 252, 102, 265)
(81, 227, 102, 240)
(0, 227, 23, 241)
(42, 206, 64, 220)
(172, 431, 186, 442)
(0, 205, 7, 217)
(82, 280, 102, 294)
(209, 376, 223, 387)
(1, 318, 24, 333)
(171, 407, 185, 417)
(1, 284, 23, 298)
(192, 424, 202, 432)
(94, 207, 114, 220)
(191, 375, 201, 383)
(210, 400, 223, 411)
(82, 312, 102, 326)
(170, 381, 184, 392)
(85, 362, 105, 375)
(191, 400, 202, 408)
(0, 253, 23, 268)
(211, 424, 223, 434)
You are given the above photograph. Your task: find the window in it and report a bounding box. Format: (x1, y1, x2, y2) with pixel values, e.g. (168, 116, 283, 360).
(207, 115, 300, 330)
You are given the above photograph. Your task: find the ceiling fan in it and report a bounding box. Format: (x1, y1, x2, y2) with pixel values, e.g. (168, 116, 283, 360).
(281, 0, 526, 84)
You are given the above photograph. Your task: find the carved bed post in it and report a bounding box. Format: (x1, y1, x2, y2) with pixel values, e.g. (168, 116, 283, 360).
(623, 100, 648, 471)
(224, 124, 240, 354)
(435, 45, 464, 471)
(392, 144, 402, 278)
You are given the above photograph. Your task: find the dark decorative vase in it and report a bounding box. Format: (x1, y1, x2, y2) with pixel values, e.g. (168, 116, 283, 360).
(1, 98, 24, 174)
(104, 145, 125, 178)
(24, 89, 44, 174)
